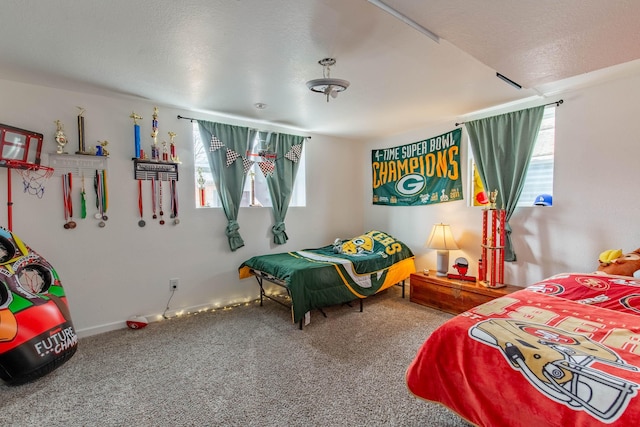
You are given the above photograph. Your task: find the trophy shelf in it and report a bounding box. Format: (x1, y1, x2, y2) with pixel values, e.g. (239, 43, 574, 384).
(133, 159, 179, 181)
(48, 153, 108, 177)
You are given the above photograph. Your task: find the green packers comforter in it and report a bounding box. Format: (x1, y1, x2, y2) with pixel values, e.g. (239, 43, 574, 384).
(239, 230, 415, 323)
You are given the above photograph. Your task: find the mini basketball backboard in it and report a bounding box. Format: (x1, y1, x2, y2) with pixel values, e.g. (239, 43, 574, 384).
(0, 123, 43, 166)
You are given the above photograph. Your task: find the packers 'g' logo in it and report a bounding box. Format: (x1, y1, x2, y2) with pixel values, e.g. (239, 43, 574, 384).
(341, 235, 374, 255)
(396, 174, 425, 196)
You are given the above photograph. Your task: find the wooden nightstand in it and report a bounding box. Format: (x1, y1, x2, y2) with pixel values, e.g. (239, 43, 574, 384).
(410, 272, 520, 315)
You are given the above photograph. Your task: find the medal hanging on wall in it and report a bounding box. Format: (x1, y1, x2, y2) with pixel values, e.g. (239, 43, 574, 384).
(151, 178, 157, 220)
(62, 173, 76, 229)
(170, 178, 179, 225)
(94, 169, 108, 228)
(102, 170, 109, 221)
(80, 172, 87, 219)
(137, 179, 145, 227)
(158, 179, 165, 225)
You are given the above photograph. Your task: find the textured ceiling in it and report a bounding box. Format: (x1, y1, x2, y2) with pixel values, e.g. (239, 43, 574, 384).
(1, 0, 639, 140)
(384, 0, 640, 88)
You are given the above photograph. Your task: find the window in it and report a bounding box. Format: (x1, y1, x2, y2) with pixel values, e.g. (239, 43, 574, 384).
(517, 106, 555, 207)
(193, 123, 306, 208)
(470, 106, 555, 207)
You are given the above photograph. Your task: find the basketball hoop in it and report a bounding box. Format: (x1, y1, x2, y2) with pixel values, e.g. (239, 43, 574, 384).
(1, 159, 54, 199)
(1, 159, 54, 231)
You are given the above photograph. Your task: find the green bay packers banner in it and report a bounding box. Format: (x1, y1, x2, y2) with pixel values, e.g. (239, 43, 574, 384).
(372, 128, 463, 206)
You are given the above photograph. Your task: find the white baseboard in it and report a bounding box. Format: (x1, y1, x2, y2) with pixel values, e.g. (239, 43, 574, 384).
(75, 298, 261, 338)
(76, 321, 127, 339)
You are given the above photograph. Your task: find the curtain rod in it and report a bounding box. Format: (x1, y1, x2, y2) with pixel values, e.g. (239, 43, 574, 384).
(455, 99, 563, 127)
(177, 115, 311, 139)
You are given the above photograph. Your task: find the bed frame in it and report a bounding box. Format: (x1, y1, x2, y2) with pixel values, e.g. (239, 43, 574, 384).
(249, 269, 406, 329)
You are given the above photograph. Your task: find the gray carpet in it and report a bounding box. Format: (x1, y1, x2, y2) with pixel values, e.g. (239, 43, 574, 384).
(1, 286, 472, 427)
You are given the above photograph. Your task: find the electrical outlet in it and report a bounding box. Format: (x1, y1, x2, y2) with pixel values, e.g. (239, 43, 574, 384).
(169, 278, 179, 291)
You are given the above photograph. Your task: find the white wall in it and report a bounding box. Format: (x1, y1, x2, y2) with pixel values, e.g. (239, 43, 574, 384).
(363, 72, 640, 287)
(0, 79, 364, 337)
(5, 70, 639, 337)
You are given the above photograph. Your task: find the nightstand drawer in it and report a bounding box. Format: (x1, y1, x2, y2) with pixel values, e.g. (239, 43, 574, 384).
(410, 272, 519, 314)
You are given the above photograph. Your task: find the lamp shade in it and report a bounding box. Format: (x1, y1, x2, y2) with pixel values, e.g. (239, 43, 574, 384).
(425, 223, 459, 250)
(425, 223, 459, 277)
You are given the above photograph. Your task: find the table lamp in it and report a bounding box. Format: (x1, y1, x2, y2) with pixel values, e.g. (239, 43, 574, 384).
(425, 223, 459, 277)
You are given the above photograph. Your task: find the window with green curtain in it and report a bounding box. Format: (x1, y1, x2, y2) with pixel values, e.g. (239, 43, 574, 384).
(465, 105, 545, 261)
(195, 120, 306, 249)
(259, 131, 305, 244)
(192, 122, 306, 209)
(469, 106, 556, 208)
(196, 120, 251, 251)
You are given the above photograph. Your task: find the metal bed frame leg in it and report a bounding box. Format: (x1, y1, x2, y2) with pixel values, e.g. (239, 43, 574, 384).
(253, 273, 408, 329)
(254, 272, 306, 329)
(256, 275, 264, 306)
(396, 279, 405, 298)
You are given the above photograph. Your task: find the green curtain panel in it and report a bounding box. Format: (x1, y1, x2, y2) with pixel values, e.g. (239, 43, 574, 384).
(197, 120, 251, 251)
(465, 105, 545, 261)
(259, 131, 305, 244)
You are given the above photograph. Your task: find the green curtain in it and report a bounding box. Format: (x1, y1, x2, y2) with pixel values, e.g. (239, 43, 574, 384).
(260, 131, 305, 244)
(465, 105, 545, 261)
(197, 120, 250, 251)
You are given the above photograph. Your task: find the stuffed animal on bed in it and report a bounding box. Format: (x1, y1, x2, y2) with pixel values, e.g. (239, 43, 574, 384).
(597, 248, 640, 278)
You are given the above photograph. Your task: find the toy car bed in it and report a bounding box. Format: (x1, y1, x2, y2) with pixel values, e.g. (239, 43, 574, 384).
(239, 230, 415, 328)
(406, 272, 640, 426)
(0, 227, 77, 385)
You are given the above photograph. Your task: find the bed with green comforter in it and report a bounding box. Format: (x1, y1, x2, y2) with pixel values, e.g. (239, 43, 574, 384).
(239, 230, 416, 325)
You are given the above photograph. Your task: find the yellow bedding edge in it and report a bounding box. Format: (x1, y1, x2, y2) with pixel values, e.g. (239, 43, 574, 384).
(376, 257, 416, 294)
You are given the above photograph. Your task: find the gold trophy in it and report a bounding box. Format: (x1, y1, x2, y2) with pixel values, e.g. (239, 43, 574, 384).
(76, 107, 89, 154)
(162, 140, 169, 161)
(97, 140, 110, 157)
(168, 131, 180, 163)
(54, 120, 68, 154)
(489, 189, 498, 209)
(151, 107, 159, 161)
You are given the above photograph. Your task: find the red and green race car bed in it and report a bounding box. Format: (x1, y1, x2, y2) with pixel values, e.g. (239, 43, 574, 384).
(0, 227, 77, 385)
(239, 230, 416, 328)
(406, 272, 640, 426)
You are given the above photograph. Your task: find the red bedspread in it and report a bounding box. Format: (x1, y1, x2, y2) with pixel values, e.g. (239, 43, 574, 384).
(406, 273, 640, 427)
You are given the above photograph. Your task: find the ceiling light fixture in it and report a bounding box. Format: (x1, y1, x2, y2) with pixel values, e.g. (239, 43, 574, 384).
(367, 0, 440, 43)
(306, 58, 350, 102)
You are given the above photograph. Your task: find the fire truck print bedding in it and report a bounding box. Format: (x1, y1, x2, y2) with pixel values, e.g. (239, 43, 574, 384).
(406, 273, 640, 427)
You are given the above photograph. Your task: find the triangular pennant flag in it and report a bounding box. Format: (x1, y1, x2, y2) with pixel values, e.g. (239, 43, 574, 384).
(285, 144, 303, 162)
(258, 161, 275, 177)
(226, 149, 240, 167)
(242, 158, 254, 173)
(210, 136, 224, 151)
